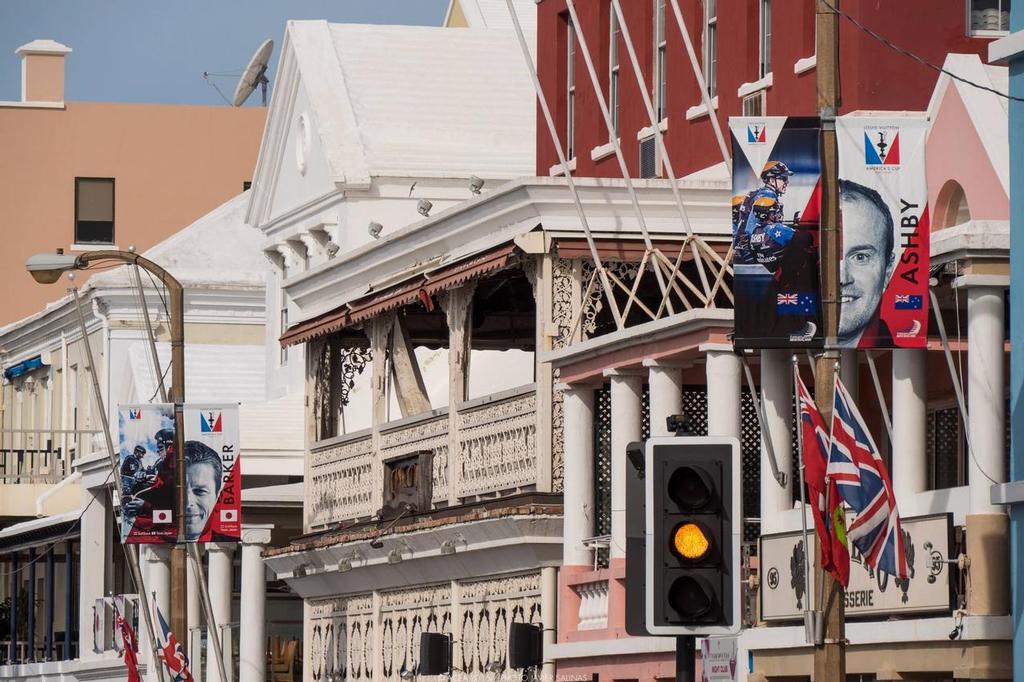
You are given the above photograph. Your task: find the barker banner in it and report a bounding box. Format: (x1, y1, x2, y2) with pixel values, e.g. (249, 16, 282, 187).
(183, 404, 241, 542)
(836, 116, 929, 348)
(118, 404, 178, 544)
(730, 117, 823, 348)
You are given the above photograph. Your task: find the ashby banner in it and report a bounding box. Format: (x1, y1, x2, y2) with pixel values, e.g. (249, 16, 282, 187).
(118, 404, 178, 544)
(183, 404, 241, 542)
(729, 117, 823, 348)
(760, 513, 953, 621)
(836, 116, 929, 348)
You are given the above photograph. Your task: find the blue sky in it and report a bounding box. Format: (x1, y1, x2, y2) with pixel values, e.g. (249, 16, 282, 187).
(0, 0, 449, 105)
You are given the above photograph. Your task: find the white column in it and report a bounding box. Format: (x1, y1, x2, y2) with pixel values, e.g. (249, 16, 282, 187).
(605, 369, 644, 561)
(645, 360, 683, 438)
(840, 349, 859, 401)
(541, 566, 557, 682)
(560, 384, 596, 568)
(760, 350, 793, 531)
(79, 485, 107, 659)
(145, 546, 172, 681)
(704, 347, 742, 438)
(240, 526, 273, 682)
(963, 284, 1007, 512)
(187, 546, 203, 641)
(207, 544, 235, 682)
(892, 348, 927, 500)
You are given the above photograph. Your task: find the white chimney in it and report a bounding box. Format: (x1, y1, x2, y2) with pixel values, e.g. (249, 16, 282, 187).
(16, 39, 71, 103)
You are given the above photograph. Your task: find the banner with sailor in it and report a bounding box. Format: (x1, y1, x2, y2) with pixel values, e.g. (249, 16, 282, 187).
(836, 116, 929, 348)
(117, 404, 178, 544)
(729, 116, 823, 348)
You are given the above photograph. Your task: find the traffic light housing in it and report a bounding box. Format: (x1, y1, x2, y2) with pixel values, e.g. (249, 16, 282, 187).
(645, 436, 741, 635)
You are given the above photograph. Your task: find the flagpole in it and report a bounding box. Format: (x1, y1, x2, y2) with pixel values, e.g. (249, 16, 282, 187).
(792, 356, 816, 643)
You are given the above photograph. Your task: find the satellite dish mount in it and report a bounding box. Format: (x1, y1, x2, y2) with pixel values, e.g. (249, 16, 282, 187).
(232, 39, 274, 107)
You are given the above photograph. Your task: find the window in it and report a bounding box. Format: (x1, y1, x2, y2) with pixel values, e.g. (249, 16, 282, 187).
(969, 0, 1011, 35)
(703, 0, 718, 98)
(654, 0, 667, 120)
(759, 0, 772, 78)
(567, 18, 577, 159)
(610, 7, 621, 136)
(74, 178, 114, 245)
(927, 406, 965, 490)
(742, 91, 765, 116)
(279, 293, 289, 366)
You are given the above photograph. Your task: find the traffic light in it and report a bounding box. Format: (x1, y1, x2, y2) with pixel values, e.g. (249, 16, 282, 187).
(645, 436, 741, 635)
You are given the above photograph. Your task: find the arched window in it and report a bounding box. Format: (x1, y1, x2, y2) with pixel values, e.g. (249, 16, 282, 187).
(934, 179, 971, 230)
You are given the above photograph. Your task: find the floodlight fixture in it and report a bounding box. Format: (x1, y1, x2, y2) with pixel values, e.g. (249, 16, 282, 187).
(469, 176, 484, 194)
(417, 199, 433, 217)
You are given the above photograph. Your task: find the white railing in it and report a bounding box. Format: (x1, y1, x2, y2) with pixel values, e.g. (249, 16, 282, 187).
(308, 384, 540, 529)
(575, 580, 610, 631)
(0, 427, 101, 484)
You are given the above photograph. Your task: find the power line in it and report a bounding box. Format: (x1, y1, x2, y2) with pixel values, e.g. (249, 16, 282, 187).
(820, 0, 1023, 103)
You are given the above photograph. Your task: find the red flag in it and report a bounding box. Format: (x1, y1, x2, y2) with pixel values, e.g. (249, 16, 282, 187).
(112, 599, 141, 682)
(795, 369, 850, 586)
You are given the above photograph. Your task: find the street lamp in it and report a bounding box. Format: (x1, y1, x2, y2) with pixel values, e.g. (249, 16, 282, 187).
(26, 249, 190, 648)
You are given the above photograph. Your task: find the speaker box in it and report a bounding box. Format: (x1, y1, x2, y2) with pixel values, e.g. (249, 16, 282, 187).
(508, 622, 542, 669)
(418, 632, 451, 675)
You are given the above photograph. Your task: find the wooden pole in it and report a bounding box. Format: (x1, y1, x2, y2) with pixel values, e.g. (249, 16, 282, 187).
(813, 1, 845, 681)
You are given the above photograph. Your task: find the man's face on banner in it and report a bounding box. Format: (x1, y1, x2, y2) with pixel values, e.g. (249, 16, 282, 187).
(185, 461, 220, 538)
(839, 194, 895, 343)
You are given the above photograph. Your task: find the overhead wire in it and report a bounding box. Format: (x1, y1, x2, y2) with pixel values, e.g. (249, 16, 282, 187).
(820, 0, 1021, 103)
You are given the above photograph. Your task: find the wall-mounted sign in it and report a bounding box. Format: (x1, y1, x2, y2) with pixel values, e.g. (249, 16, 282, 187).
(759, 513, 954, 621)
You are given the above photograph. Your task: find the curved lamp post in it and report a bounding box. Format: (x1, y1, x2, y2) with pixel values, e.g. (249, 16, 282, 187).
(26, 250, 189, 646)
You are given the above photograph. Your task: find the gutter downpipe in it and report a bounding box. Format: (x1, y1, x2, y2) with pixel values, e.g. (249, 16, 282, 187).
(35, 470, 81, 517)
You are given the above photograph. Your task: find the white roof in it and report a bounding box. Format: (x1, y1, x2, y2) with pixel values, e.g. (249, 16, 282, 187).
(126, 342, 267, 404)
(91, 191, 266, 290)
(0, 510, 79, 540)
(446, 0, 537, 33)
(239, 391, 304, 453)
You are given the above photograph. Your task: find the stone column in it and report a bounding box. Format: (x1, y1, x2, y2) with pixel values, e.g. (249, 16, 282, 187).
(560, 384, 596, 568)
(955, 279, 1009, 616)
(240, 526, 273, 682)
(207, 544, 235, 682)
(605, 369, 644, 561)
(645, 360, 683, 438)
(541, 566, 557, 681)
(892, 348, 927, 500)
(145, 545, 172, 681)
(760, 349, 793, 532)
(187, 546, 203, 654)
(704, 346, 742, 438)
(78, 485, 108, 659)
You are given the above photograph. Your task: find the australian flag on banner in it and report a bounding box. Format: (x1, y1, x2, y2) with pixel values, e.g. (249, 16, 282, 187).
(776, 292, 817, 315)
(826, 376, 909, 579)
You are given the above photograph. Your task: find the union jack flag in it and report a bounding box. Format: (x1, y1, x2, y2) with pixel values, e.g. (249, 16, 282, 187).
(777, 293, 798, 305)
(795, 369, 849, 586)
(150, 593, 194, 682)
(827, 376, 909, 579)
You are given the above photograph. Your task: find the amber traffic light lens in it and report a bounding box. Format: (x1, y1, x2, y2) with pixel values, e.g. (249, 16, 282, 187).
(673, 522, 710, 560)
(668, 466, 712, 510)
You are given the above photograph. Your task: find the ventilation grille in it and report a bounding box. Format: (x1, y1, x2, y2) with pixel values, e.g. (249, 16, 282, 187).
(639, 135, 657, 179)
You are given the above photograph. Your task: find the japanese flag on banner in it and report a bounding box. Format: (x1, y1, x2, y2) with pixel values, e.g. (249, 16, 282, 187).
(183, 404, 241, 543)
(836, 116, 929, 349)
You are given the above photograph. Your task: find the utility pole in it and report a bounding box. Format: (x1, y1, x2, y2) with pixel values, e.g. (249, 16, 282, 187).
(813, 2, 845, 682)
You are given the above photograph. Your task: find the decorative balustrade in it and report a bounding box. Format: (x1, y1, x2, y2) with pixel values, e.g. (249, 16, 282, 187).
(308, 384, 540, 529)
(574, 580, 610, 631)
(308, 433, 375, 528)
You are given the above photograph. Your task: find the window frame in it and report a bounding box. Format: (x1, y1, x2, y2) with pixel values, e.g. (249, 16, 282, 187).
(279, 291, 290, 366)
(654, 0, 667, 121)
(703, 0, 718, 98)
(759, 0, 772, 79)
(567, 17, 577, 160)
(609, 6, 621, 137)
(74, 177, 116, 246)
(967, 0, 1011, 37)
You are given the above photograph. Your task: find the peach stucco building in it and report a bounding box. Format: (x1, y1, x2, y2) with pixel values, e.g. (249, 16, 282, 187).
(0, 39, 266, 326)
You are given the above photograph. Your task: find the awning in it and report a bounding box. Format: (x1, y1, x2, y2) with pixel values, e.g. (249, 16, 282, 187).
(3, 355, 45, 381)
(279, 243, 519, 347)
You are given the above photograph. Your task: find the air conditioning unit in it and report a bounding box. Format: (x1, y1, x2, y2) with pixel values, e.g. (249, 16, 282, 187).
(640, 135, 657, 179)
(742, 90, 766, 117)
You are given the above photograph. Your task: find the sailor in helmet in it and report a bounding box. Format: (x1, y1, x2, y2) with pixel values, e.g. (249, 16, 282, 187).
(747, 196, 795, 271)
(731, 194, 753, 264)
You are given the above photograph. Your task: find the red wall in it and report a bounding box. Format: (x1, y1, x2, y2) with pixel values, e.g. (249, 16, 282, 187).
(536, 0, 995, 178)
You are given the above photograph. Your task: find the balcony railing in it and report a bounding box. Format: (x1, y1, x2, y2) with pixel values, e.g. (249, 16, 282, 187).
(308, 384, 540, 530)
(0, 428, 101, 484)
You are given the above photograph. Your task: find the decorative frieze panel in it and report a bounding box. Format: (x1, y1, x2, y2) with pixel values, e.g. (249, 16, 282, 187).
(309, 594, 374, 682)
(309, 436, 375, 528)
(456, 573, 542, 681)
(457, 390, 537, 498)
(380, 584, 453, 681)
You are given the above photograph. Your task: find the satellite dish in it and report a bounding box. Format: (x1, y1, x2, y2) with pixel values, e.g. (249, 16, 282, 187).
(232, 38, 274, 107)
